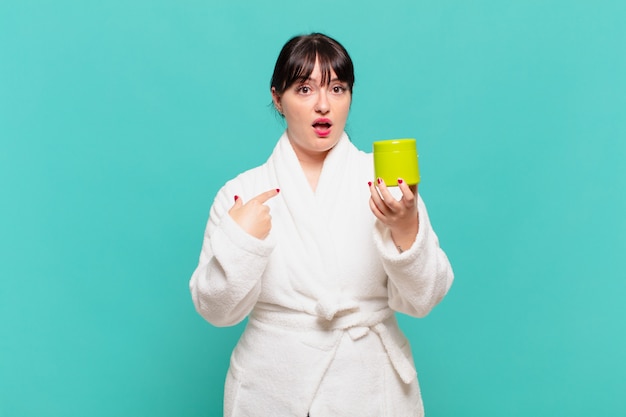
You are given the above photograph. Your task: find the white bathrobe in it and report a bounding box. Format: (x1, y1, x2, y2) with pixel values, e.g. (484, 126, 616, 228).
(190, 132, 454, 417)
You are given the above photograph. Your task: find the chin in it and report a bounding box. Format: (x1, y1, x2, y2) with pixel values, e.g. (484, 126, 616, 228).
(317, 137, 340, 150)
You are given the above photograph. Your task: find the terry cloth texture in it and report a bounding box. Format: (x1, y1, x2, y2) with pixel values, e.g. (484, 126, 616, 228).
(190, 132, 454, 417)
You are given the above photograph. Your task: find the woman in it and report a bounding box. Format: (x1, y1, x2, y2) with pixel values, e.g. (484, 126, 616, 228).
(190, 33, 454, 416)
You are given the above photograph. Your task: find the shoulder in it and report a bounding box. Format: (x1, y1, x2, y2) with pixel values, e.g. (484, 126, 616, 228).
(343, 135, 374, 166)
(206, 162, 272, 228)
(220, 163, 271, 199)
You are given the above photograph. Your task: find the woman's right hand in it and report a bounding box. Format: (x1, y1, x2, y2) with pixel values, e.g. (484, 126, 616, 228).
(228, 189, 280, 240)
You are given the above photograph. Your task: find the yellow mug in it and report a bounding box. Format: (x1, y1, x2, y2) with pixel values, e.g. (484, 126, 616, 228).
(373, 138, 420, 186)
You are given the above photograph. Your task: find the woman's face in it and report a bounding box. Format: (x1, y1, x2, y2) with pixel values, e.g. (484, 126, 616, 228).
(272, 60, 351, 162)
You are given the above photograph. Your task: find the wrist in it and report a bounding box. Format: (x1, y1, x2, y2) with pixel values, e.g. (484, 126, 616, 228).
(390, 222, 419, 253)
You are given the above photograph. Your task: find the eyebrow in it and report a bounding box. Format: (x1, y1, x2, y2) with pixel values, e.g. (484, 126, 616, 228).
(297, 76, 345, 84)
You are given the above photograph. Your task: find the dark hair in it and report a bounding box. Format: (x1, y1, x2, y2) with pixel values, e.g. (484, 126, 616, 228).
(270, 33, 355, 96)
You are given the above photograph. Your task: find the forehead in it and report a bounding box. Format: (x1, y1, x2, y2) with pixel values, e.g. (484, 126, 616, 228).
(304, 61, 339, 81)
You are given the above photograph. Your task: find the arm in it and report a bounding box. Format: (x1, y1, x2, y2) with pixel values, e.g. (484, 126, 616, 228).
(189, 187, 278, 327)
(369, 181, 454, 317)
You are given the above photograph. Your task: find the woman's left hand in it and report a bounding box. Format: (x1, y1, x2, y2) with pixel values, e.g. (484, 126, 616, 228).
(368, 178, 419, 253)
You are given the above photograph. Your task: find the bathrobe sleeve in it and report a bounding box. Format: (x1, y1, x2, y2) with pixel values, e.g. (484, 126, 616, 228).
(373, 194, 454, 318)
(190, 181, 276, 327)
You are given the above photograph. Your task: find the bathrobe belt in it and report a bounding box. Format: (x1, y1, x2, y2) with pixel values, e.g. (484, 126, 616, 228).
(250, 296, 417, 384)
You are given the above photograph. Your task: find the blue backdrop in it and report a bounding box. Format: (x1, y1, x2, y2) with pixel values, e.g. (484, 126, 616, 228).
(1, 0, 625, 416)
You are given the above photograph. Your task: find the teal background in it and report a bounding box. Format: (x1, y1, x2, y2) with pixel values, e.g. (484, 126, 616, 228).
(1, 0, 625, 416)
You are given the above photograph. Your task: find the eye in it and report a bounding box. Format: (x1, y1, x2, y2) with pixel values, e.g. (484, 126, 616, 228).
(297, 85, 312, 94)
(331, 84, 347, 94)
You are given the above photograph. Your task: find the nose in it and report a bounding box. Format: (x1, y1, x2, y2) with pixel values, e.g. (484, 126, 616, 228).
(314, 90, 330, 114)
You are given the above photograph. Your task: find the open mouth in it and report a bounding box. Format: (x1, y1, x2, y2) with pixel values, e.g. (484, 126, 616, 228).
(312, 118, 332, 135)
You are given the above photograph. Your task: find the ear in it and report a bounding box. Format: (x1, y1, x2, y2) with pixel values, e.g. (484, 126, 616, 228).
(271, 87, 283, 114)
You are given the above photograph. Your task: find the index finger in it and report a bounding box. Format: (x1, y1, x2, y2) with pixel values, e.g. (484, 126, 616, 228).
(375, 178, 398, 203)
(251, 188, 281, 204)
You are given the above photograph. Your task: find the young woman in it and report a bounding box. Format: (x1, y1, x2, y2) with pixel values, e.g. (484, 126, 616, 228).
(190, 33, 454, 417)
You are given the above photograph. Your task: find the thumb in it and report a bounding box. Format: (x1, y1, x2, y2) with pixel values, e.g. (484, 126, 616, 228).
(232, 194, 243, 209)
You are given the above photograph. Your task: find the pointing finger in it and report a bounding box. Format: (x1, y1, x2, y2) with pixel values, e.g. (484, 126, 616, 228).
(251, 188, 281, 204)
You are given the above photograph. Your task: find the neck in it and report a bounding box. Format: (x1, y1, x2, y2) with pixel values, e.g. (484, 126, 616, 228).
(287, 137, 333, 192)
(297, 157, 325, 191)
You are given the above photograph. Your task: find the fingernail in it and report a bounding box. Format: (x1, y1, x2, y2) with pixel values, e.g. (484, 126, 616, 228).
(276, 188, 280, 193)
(234, 195, 239, 202)
(368, 181, 372, 187)
(377, 178, 382, 184)
(398, 178, 403, 184)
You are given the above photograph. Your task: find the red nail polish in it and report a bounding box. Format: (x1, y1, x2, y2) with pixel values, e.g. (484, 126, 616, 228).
(377, 178, 382, 184)
(368, 181, 372, 187)
(398, 178, 403, 184)
(276, 188, 280, 193)
(234, 195, 239, 202)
